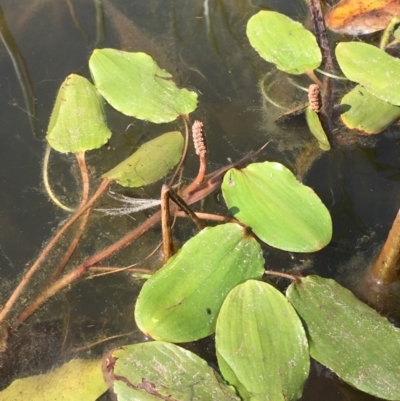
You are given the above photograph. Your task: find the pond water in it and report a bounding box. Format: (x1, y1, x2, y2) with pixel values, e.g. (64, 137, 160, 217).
(0, 0, 399, 399)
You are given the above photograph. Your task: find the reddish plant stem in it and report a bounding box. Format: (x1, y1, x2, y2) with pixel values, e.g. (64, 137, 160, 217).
(88, 266, 153, 276)
(47, 209, 91, 285)
(47, 153, 91, 284)
(13, 146, 267, 329)
(13, 210, 162, 328)
(264, 270, 301, 282)
(175, 211, 234, 223)
(76, 152, 90, 208)
(0, 178, 110, 324)
(369, 209, 400, 285)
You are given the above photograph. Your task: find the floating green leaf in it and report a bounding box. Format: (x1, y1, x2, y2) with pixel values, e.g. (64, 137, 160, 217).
(46, 74, 112, 153)
(305, 107, 330, 150)
(336, 42, 400, 105)
(341, 85, 400, 134)
(222, 162, 332, 252)
(108, 342, 240, 401)
(89, 48, 198, 123)
(216, 280, 309, 401)
(135, 223, 265, 342)
(0, 359, 107, 401)
(247, 11, 321, 74)
(286, 276, 400, 400)
(102, 131, 183, 187)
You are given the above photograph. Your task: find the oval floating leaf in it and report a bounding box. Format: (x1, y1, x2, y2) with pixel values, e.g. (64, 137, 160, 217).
(247, 11, 321, 74)
(305, 107, 331, 150)
(47, 74, 112, 153)
(336, 42, 400, 105)
(108, 342, 240, 401)
(135, 223, 265, 342)
(222, 162, 332, 252)
(89, 48, 198, 123)
(286, 275, 400, 400)
(0, 359, 107, 401)
(341, 84, 400, 134)
(216, 280, 309, 401)
(102, 131, 183, 187)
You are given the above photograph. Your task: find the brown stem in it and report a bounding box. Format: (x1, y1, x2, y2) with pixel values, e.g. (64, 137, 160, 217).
(13, 146, 267, 328)
(88, 266, 153, 276)
(76, 152, 90, 208)
(264, 270, 301, 283)
(305, 70, 323, 88)
(167, 186, 204, 230)
(46, 153, 91, 284)
(13, 210, 162, 329)
(308, 0, 336, 144)
(308, 0, 334, 73)
(47, 209, 91, 284)
(369, 209, 400, 285)
(161, 185, 174, 262)
(64, 330, 136, 355)
(175, 211, 234, 223)
(0, 178, 110, 324)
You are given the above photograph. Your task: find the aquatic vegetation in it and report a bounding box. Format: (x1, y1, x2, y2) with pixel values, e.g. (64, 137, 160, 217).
(1, 2, 400, 401)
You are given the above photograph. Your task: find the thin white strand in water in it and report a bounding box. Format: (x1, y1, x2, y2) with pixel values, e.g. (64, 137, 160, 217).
(96, 191, 161, 216)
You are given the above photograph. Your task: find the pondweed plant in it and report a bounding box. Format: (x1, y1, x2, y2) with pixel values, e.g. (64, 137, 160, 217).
(1, 7, 400, 401)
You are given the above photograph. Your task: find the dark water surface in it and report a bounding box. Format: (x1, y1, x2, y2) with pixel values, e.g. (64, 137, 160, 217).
(0, 0, 399, 399)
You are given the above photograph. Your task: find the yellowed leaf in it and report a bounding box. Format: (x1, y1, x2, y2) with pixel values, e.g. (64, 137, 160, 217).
(0, 359, 108, 401)
(325, 0, 400, 34)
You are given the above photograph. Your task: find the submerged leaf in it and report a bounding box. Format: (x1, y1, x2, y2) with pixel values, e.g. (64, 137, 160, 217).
(135, 223, 265, 342)
(0, 359, 107, 401)
(336, 42, 400, 105)
(222, 162, 332, 252)
(108, 342, 240, 401)
(89, 48, 198, 123)
(287, 276, 400, 400)
(47, 74, 112, 153)
(340, 84, 400, 134)
(216, 280, 309, 401)
(102, 131, 183, 187)
(247, 11, 321, 74)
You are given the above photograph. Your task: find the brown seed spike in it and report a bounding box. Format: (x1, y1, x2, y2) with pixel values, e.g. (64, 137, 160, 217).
(308, 84, 322, 113)
(192, 120, 207, 157)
